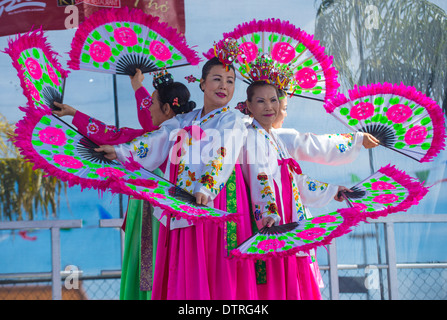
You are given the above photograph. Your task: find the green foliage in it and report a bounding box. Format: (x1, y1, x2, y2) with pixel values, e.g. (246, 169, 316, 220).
(0, 113, 67, 221)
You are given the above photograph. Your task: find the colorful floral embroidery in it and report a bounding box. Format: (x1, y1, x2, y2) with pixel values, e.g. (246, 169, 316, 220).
(254, 205, 263, 221)
(86, 121, 100, 136)
(134, 141, 149, 158)
(140, 97, 152, 110)
(307, 180, 328, 191)
(199, 173, 216, 189)
(217, 147, 227, 157)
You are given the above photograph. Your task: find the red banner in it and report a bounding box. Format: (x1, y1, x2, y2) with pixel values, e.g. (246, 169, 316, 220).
(0, 0, 185, 37)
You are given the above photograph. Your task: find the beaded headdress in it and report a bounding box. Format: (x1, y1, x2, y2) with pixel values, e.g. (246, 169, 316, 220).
(212, 37, 241, 71)
(152, 68, 174, 90)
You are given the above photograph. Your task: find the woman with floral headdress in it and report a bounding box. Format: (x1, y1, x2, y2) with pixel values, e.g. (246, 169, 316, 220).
(235, 54, 378, 299)
(96, 46, 259, 299)
(53, 68, 196, 300)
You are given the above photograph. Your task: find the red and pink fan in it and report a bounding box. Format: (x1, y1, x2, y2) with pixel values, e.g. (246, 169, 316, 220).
(4, 29, 68, 110)
(204, 18, 340, 103)
(68, 7, 200, 76)
(231, 164, 429, 260)
(324, 83, 446, 162)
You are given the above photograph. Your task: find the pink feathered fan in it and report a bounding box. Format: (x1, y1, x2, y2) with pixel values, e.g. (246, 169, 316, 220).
(68, 7, 200, 76)
(4, 29, 68, 110)
(205, 18, 339, 102)
(324, 83, 446, 162)
(11, 105, 239, 224)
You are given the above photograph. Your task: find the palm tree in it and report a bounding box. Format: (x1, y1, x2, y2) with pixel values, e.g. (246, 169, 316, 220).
(315, 0, 447, 117)
(0, 113, 67, 221)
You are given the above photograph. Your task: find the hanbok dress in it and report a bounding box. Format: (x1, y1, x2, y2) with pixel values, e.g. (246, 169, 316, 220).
(71, 86, 162, 299)
(114, 106, 258, 300)
(239, 119, 364, 300)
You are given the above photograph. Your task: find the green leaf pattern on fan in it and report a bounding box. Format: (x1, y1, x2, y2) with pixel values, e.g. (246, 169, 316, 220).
(332, 93, 434, 158)
(234, 31, 325, 96)
(31, 115, 154, 181)
(30, 114, 236, 221)
(123, 182, 227, 219)
(80, 22, 186, 73)
(239, 211, 345, 255)
(17, 47, 64, 107)
(348, 172, 409, 213)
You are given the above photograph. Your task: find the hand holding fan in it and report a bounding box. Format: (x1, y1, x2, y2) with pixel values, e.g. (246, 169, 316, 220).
(4, 29, 68, 110)
(339, 164, 429, 220)
(231, 208, 361, 260)
(12, 105, 238, 224)
(324, 82, 446, 162)
(68, 7, 200, 75)
(205, 18, 339, 102)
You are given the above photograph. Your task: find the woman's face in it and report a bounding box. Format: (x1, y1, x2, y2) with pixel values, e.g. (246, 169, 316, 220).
(200, 65, 235, 109)
(247, 85, 279, 131)
(272, 96, 288, 129)
(150, 90, 172, 127)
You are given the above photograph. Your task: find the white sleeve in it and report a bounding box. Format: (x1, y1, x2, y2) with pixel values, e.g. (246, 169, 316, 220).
(275, 128, 364, 165)
(114, 117, 179, 171)
(295, 174, 339, 208)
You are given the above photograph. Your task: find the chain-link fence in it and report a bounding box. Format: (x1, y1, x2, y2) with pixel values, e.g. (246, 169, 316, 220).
(1, 217, 446, 300)
(1, 264, 446, 300)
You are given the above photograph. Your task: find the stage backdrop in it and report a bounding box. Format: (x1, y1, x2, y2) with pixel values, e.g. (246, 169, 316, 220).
(0, 0, 185, 37)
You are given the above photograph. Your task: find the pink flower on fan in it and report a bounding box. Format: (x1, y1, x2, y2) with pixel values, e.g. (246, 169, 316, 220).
(25, 57, 42, 80)
(114, 27, 138, 47)
(373, 194, 399, 204)
(149, 40, 172, 61)
(25, 79, 41, 101)
(257, 238, 286, 251)
(295, 67, 318, 89)
(238, 42, 258, 63)
(296, 227, 326, 241)
(352, 202, 368, 212)
(371, 181, 396, 190)
(178, 205, 209, 216)
(38, 127, 67, 146)
(46, 64, 60, 86)
(144, 192, 166, 199)
(350, 102, 374, 120)
(89, 41, 112, 63)
(53, 154, 84, 169)
(271, 42, 296, 64)
(311, 215, 337, 224)
(404, 125, 428, 145)
(96, 167, 126, 178)
(386, 104, 412, 123)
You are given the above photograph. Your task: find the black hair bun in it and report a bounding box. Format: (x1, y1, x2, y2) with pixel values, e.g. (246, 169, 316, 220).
(152, 70, 174, 90)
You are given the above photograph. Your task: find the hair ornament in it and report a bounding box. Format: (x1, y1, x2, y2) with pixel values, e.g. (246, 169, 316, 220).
(213, 37, 241, 71)
(235, 101, 250, 115)
(172, 97, 180, 107)
(152, 68, 174, 90)
(185, 75, 200, 83)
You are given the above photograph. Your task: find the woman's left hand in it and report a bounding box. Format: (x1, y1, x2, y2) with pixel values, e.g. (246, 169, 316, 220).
(130, 68, 144, 92)
(362, 133, 380, 149)
(334, 186, 352, 202)
(194, 192, 209, 205)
